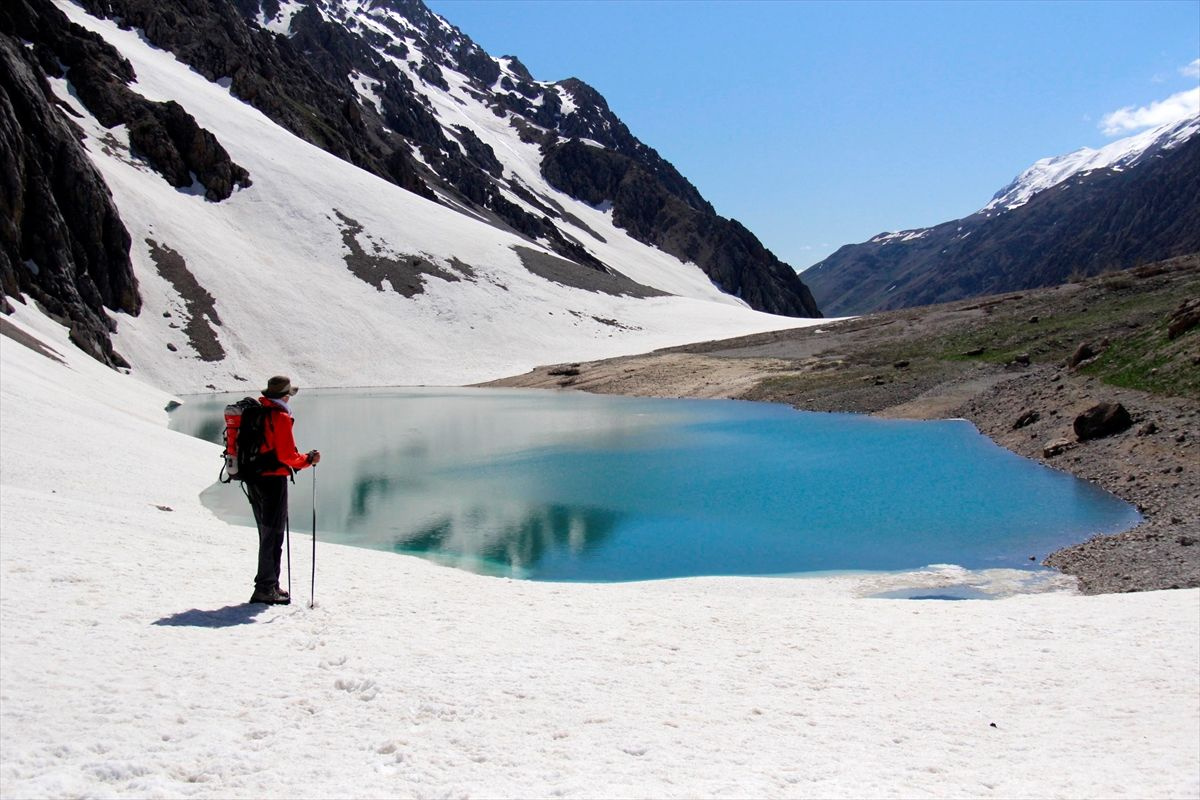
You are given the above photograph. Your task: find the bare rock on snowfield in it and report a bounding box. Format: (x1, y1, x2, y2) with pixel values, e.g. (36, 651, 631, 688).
(126, 100, 251, 201)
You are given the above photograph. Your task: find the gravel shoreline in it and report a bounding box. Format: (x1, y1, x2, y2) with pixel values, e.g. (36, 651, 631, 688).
(951, 365, 1199, 593)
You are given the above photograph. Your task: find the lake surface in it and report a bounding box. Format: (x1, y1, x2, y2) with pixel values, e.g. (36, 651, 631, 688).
(170, 387, 1140, 581)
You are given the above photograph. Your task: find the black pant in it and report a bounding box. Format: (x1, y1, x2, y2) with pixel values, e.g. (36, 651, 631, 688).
(247, 475, 288, 592)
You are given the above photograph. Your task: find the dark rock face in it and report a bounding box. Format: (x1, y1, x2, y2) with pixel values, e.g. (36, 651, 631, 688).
(532, 81, 819, 316)
(127, 101, 251, 201)
(1074, 402, 1133, 441)
(6, 0, 250, 202)
(0, 28, 136, 366)
(1, 0, 254, 365)
(542, 140, 820, 317)
(805, 134, 1200, 315)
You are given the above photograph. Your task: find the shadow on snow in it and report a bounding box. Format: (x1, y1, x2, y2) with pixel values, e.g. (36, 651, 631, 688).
(152, 604, 268, 628)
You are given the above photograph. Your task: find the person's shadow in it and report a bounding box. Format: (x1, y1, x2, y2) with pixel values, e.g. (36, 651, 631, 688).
(153, 604, 268, 628)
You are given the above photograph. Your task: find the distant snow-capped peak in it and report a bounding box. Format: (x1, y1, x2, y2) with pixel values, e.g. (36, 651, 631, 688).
(983, 115, 1200, 214)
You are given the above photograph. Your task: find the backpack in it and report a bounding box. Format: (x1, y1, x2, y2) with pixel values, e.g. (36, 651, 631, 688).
(219, 398, 284, 483)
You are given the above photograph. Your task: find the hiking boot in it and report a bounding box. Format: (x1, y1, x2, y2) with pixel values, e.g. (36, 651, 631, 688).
(274, 583, 290, 600)
(249, 586, 291, 605)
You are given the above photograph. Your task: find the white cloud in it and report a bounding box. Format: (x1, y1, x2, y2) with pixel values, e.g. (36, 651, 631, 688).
(1182, 59, 1200, 79)
(1100, 87, 1200, 136)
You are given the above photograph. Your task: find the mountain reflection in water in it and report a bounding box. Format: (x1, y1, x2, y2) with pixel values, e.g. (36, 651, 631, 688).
(391, 503, 619, 575)
(172, 387, 1141, 582)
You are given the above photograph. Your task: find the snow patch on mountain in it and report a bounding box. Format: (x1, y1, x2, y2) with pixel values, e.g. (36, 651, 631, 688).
(261, 0, 306, 35)
(870, 229, 931, 245)
(349, 70, 382, 113)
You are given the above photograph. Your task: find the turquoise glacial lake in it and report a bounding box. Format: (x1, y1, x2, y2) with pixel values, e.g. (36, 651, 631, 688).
(170, 387, 1140, 581)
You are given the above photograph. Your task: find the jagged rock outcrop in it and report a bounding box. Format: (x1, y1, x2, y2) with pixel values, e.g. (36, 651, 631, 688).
(1, 0, 256, 363)
(0, 29, 136, 366)
(542, 139, 819, 316)
(7, 0, 251, 202)
(126, 101, 251, 201)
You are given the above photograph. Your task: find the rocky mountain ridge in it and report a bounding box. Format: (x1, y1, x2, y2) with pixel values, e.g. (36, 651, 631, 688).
(983, 116, 1198, 213)
(1, 0, 818, 371)
(803, 115, 1200, 316)
(3, 0, 826, 391)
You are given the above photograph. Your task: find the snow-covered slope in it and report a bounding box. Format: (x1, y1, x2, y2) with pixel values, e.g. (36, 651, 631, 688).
(983, 115, 1200, 213)
(22, 1, 820, 394)
(4, 276, 1199, 800)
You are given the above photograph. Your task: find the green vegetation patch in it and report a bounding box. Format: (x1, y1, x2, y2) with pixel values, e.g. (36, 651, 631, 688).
(741, 255, 1199, 408)
(1083, 323, 1199, 400)
(934, 289, 1190, 367)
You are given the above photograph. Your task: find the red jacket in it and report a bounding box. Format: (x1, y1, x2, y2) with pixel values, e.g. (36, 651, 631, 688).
(258, 397, 314, 476)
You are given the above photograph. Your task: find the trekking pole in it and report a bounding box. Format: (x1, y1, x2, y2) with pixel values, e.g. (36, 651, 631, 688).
(285, 516, 292, 598)
(310, 464, 317, 609)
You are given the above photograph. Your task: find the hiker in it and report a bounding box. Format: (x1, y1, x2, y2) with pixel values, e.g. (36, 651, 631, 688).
(245, 375, 320, 605)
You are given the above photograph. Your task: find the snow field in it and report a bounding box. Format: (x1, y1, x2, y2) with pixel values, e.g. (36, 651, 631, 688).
(2, 297, 1198, 799)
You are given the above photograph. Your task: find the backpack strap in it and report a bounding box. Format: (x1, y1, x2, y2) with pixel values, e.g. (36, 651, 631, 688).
(262, 410, 297, 482)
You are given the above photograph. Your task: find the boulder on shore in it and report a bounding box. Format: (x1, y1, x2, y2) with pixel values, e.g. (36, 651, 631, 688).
(1043, 437, 1073, 458)
(1013, 409, 1040, 429)
(1067, 342, 1096, 369)
(1074, 402, 1133, 441)
(1166, 298, 1200, 340)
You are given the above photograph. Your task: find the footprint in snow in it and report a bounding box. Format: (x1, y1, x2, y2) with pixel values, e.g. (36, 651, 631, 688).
(335, 676, 379, 701)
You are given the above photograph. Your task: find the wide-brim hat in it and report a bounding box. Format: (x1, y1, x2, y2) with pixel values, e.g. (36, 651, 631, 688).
(262, 375, 299, 398)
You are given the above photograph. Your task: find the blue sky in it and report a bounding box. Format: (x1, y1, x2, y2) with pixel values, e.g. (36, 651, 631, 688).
(426, 0, 1200, 269)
